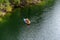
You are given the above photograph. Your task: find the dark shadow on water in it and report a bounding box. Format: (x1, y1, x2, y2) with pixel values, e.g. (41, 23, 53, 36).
(0, 8, 21, 40)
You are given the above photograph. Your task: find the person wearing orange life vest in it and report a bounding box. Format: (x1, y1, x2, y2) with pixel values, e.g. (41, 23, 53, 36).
(24, 18, 31, 25)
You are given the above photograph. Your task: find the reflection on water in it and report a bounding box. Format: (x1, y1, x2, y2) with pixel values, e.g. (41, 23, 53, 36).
(18, 0, 60, 40)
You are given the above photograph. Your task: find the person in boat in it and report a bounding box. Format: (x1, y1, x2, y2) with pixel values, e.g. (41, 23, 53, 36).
(24, 18, 31, 25)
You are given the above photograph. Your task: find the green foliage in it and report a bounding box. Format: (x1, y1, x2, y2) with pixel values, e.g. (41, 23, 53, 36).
(14, 0, 20, 4)
(0, 0, 4, 3)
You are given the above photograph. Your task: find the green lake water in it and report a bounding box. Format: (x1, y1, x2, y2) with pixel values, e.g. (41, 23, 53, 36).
(1, 0, 60, 40)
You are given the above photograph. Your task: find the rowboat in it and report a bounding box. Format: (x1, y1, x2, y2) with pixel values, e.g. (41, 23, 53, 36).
(24, 18, 31, 25)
